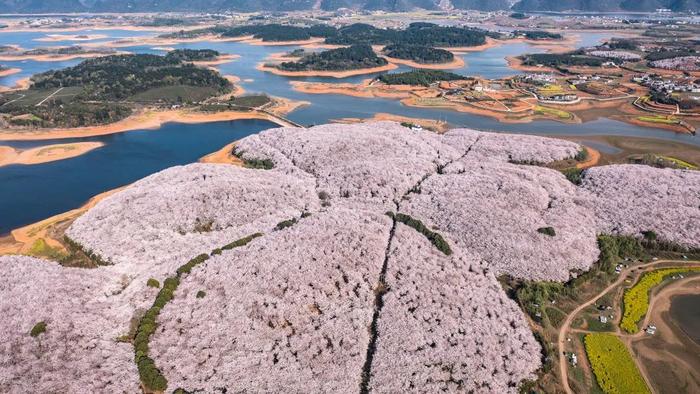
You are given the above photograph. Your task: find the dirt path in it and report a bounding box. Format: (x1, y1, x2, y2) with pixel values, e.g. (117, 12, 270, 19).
(558, 260, 699, 394)
(576, 147, 601, 169)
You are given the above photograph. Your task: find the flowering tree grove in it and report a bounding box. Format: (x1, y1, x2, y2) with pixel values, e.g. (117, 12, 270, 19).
(1, 122, 697, 393)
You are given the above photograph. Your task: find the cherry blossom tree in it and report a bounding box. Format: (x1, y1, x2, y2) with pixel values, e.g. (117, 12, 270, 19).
(150, 207, 391, 392)
(369, 225, 541, 393)
(0, 256, 139, 393)
(2, 122, 697, 393)
(581, 164, 700, 247)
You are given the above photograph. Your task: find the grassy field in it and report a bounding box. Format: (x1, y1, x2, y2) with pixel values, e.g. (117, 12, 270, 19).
(130, 85, 221, 103)
(658, 155, 698, 170)
(545, 306, 566, 328)
(230, 95, 271, 108)
(584, 333, 650, 394)
(534, 105, 573, 120)
(537, 84, 566, 95)
(636, 115, 679, 125)
(28, 238, 66, 260)
(2, 86, 82, 107)
(620, 267, 700, 333)
(586, 316, 614, 332)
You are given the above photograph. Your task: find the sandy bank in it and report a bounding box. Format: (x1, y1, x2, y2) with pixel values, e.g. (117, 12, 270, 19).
(644, 275, 700, 345)
(0, 51, 124, 62)
(0, 186, 124, 256)
(440, 37, 502, 53)
(517, 35, 580, 54)
(384, 55, 465, 70)
(268, 96, 310, 115)
(290, 80, 417, 99)
(192, 54, 240, 66)
(0, 108, 288, 141)
(217, 74, 244, 97)
(199, 141, 245, 165)
(266, 52, 302, 62)
(435, 34, 569, 55)
(505, 56, 559, 74)
(34, 34, 109, 42)
(257, 62, 398, 78)
(576, 146, 601, 169)
(333, 112, 450, 133)
(629, 276, 700, 394)
(242, 37, 326, 47)
(0, 67, 21, 77)
(617, 116, 694, 135)
(0, 141, 104, 167)
(0, 77, 31, 92)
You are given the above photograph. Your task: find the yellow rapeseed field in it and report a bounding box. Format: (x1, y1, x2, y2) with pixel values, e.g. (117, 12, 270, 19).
(584, 333, 649, 394)
(620, 267, 700, 333)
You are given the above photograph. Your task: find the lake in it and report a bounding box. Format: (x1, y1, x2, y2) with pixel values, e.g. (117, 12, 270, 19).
(0, 119, 275, 234)
(670, 293, 700, 346)
(0, 28, 698, 234)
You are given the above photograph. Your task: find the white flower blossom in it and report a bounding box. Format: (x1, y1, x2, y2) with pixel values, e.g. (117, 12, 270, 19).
(0, 256, 139, 393)
(588, 50, 641, 61)
(369, 224, 541, 393)
(581, 164, 700, 247)
(649, 56, 700, 71)
(2, 122, 697, 393)
(401, 160, 599, 281)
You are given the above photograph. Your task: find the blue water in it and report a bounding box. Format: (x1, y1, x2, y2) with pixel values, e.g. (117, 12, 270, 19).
(670, 294, 700, 346)
(0, 120, 275, 234)
(0, 28, 160, 86)
(0, 28, 159, 49)
(0, 29, 697, 234)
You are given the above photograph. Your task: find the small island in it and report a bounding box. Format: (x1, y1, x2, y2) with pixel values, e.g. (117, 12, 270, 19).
(161, 23, 336, 45)
(381, 43, 465, 69)
(382, 44, 454, 64)
(152, 22, 500, 52)
(35, 33, 110, 42)
(0, 45, 120, 61)
(259, 44, 397, 77)
(0, 64, 20, 77)
(0, 142, 104, 167)
(377, 69, 466, 86)
(325, 22, 490, 48)
(0, 50, 233, 129)
(513, 30, 563, 41)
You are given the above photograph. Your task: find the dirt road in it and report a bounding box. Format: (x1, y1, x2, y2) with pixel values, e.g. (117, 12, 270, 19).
(558, 260, 699, 394)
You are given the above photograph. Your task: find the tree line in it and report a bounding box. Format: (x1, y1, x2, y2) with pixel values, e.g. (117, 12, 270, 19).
(277, 44, 387, 71)
(0, 52, 232, 128)
(382, 44, 454, 64)
(31, 53, 230, 100)
(161, 22, 493, 49)
(376, 70, 467, 86)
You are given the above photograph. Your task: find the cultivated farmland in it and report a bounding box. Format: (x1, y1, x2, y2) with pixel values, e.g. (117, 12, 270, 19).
(620, 267, 700, 333)
(584, 333, 650, 394)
